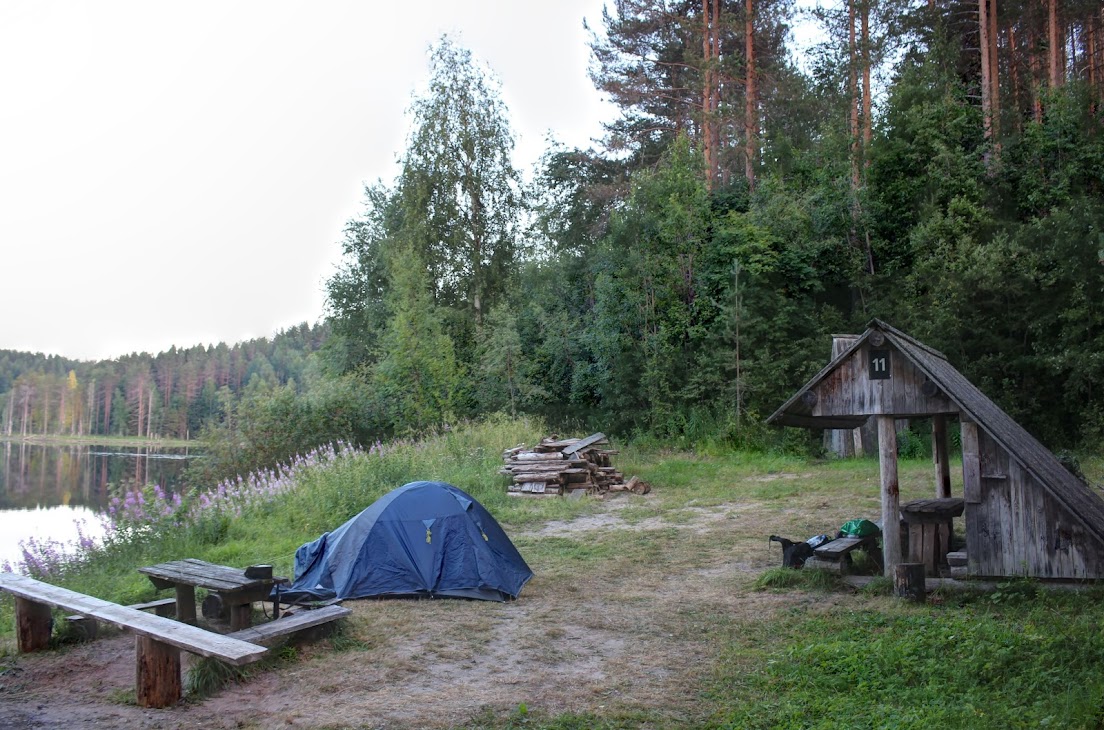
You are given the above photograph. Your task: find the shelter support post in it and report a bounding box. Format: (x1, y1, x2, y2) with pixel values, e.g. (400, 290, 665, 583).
(932, 415, 952, 498)
(879, 416, 902, 577)
(960, 420, 982, 576)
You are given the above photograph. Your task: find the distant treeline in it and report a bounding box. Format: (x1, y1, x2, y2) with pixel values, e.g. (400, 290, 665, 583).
(0, 323, 328, 441)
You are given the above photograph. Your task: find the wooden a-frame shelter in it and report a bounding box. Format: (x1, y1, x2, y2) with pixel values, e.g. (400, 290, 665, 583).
(768, 320, 1104, 580)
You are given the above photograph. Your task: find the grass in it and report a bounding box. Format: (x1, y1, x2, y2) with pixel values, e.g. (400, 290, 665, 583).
(709, 588, 1104, 729)
(3, 418, 1104, 728)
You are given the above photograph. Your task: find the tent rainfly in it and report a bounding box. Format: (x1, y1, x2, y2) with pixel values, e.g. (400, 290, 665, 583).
(281, 481, 533, 602)
(768, 319, 1104, 581)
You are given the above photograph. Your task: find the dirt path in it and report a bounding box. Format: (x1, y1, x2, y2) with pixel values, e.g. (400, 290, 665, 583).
(0, 493, 810, 729)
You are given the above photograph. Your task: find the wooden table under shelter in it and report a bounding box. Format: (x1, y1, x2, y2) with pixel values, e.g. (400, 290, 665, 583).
(138, 559, 287, 631)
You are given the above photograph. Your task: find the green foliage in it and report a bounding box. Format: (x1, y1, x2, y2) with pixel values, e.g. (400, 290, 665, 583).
(190, 374, 378, 485)
(371, 243, 461, 435)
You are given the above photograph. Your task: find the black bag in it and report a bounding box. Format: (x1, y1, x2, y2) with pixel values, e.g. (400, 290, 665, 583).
(769, 535, 814, 568)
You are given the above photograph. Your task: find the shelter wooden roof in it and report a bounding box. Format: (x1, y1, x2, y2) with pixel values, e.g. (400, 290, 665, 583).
(768, 319, 1104, 546)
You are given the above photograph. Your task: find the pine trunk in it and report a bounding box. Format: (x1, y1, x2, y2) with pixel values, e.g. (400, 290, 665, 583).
(702, 0, 714, 189)
(980, 0, 993, 140)
(849, 0, 860, 192)
(989, 0, 1000, 140)
(861, 0, 872, 161)
(1050, 0, 1061, 88)
(745, 0, 756, 189)
(1030, 30, 1043, 121)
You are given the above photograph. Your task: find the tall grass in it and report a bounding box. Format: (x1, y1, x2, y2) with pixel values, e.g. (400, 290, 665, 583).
(0, 414, 602, 638)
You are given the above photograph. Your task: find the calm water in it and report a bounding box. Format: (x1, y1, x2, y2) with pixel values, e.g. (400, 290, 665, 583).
(0, 441, 198, 568)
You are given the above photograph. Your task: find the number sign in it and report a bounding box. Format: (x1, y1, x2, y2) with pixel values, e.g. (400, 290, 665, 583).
(869, 349, 891, 379)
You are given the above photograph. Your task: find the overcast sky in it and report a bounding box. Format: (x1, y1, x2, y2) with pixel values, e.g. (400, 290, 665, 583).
(0, 0, 618, 361)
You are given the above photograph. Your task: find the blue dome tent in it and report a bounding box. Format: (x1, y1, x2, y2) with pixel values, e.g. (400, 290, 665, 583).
(280, 481, 533, 602)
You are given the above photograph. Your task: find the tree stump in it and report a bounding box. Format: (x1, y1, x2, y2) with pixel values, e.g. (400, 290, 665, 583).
(894, 562, 926, 603)
(135, 635, 182, 708)
(15, 597, 53, 652)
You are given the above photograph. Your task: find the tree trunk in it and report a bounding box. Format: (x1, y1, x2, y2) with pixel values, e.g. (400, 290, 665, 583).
(861, 0, 872, 160)
(1050, 0, 1061, 88)
(58, 385, 66, 437)
(980, 0, 993, 140)
(849, 0, 860, 192)
(988, 0, 1000, 141)
(1009, 25, 1021, 130)
(1030, 30, 1044, 121)
(702, 0, 716, 189)
(745, 0, 756, 189)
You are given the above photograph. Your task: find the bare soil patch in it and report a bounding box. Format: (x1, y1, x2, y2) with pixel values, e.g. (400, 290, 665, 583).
(0, 488, 854, 729)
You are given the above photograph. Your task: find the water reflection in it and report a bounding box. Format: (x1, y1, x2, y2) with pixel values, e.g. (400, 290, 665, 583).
(0, 441, 198, 568)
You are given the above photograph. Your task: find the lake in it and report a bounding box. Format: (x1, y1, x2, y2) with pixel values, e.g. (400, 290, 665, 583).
(0, 441, 198, 569)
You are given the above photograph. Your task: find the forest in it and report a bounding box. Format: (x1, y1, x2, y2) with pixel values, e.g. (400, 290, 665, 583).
(2, 0, 1102, 483)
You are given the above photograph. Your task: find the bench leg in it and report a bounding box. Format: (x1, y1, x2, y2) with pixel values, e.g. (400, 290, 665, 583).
(15, 597, 53, 652)
(135, 635, 182, 708)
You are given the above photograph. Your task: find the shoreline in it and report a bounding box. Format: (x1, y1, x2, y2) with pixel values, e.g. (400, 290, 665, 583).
(0, 434, 193, 449)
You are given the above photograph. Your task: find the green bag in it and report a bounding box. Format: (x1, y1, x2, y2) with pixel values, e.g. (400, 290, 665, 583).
(839, 518, 880, 537)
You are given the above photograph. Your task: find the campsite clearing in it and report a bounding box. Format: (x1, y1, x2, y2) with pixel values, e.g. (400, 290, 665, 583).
(1, 451, 1103, 728)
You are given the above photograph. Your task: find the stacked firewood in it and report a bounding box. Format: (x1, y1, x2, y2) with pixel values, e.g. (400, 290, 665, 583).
(501, 433, 649, 497)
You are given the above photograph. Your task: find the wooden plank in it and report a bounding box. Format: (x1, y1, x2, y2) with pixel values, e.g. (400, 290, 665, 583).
(227, 605, 350, 646)
(561, 433, 608, 456)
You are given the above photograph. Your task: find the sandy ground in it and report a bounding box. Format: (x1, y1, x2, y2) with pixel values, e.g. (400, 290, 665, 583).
(0, 488, 833, 730)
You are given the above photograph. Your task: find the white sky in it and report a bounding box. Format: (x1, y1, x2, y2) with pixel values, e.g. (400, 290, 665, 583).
(0, 0, 616, 361)
(1, 1, 824, 363)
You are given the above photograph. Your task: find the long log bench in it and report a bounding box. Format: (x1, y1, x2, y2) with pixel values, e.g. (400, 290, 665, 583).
(0, 572, 267, 708)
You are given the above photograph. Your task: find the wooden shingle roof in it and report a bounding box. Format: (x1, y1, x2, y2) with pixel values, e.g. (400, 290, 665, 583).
(769, 319, 1104, 546)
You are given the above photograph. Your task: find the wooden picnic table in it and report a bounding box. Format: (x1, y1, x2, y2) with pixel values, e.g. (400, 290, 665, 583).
(138, 558, 287, 631)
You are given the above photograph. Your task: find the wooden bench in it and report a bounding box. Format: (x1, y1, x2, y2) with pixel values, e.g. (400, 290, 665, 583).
(805, 535, 883, 573)
(226, 604, 350, 647)
(0, 572, 267, 708)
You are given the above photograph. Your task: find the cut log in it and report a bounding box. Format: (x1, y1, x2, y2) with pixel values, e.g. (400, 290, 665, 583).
(16, 597, 53, 652)
(894, 562, 926, 602)
(135, 635, 182, 708)
(513, 452, 565, 462)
